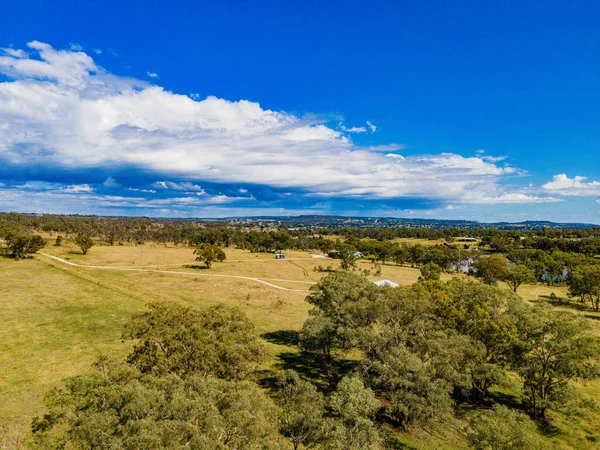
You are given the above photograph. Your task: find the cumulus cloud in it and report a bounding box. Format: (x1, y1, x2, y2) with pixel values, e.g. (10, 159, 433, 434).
(0, 41, 543, 209)
(1, 47, 27, 58)
(63, 184, 93, 193)
(153, 181, 205, 192)
(103, 177, 122, 189)
(147, 71, 158, 78)
(542, 174, 600, 196)
(482, 155, 506, 163)
(0, 182, 249, 215)
(462, 192, 562, 205)
(339, 123, 366, 133)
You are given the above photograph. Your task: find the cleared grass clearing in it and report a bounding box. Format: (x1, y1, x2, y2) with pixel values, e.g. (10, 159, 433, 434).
(44, 240, 312, 266)
(0, 258, 146, 425)
(391, 237, 448, 246)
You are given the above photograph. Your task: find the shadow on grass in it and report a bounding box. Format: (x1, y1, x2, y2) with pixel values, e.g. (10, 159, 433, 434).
(261, 330, 300, 346)
(382, 434, 419, 450)
(544, 298, 598, 314)
(184, 264, 209, 270)
(488, 391, 525, 412)
(259, 350, 358, 394)
(537, 420, 561, 438)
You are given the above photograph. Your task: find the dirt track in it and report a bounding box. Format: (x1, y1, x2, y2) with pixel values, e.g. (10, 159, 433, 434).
(37, 252, 312, 293)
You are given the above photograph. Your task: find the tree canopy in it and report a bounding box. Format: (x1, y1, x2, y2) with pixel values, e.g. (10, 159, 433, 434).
(194, 243, 226, 268)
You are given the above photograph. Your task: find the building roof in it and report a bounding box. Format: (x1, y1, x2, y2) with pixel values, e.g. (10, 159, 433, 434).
(374, 279, 399, 288)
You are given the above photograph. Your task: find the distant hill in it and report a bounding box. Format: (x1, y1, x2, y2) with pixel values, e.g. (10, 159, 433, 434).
(226, 215, 599, 229)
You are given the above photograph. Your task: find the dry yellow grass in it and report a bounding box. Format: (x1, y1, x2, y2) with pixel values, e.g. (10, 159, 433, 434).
(5, 239, 600, 448)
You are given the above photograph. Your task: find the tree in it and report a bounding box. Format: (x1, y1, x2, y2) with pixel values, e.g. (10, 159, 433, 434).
(32, 357, 284, 449)
(466, 405, 541, 450)
(194, 243, 226, 268)
(276, 370, 326, 450)
(361, 324, 472, 427)
(304, 272, 380, 350)
(420, 262, 442, 281)
(511, 305, 599, 420)
(333, 242, 358, 270)
(473, 255, 510, 285)
(54, 235, 63, 246)
(123, 302, 266, 380)
(567, 264, 600, 310)
(74, 234, 94, 255)
(392, 245, 408, 266)
(326, 376, 382, 449)
(408, 244, 426, 267)
(5, 233, 45, 259)
(505, 264, 535, 293)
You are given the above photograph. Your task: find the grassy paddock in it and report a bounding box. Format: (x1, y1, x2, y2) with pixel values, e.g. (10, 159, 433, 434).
(3, 240, 600, 448)
(0, 258, 146, 440)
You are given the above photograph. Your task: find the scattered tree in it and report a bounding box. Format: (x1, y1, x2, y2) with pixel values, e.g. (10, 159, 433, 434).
(74, 234, 94, 255)
(511, 305, 599, 420)
(333, 242, 359, 270)
(420, 262, 442, 281)
(473, 254, 510, 285)
(506, 263, 535, 292)
(194, 243, 226, 268)
(5, 233, 45, 259)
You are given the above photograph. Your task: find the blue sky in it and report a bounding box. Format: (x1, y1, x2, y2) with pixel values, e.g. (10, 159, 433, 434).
(1, 0, 600, 222)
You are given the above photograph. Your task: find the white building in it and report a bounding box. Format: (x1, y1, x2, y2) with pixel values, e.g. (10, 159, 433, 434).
(374, 279, 399, 288)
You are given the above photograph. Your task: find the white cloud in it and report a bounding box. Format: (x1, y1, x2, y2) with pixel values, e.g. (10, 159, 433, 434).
(103, 177, 122, 189)
(462, 192, 562, 205)
(153, 181, 205, 192)
(69, 43, 83, 51)
(1, 48, 27, 58)
(482, 155, 506, 163)
(339, 123, 366, 133)
(0, 182, 249, 215)
(147, 71, 158, 78)
(128, 187, 156, 193)
(542, 174, 600, 196)
(93, 48, 102, 55)
(63, 184, 93, 193)
(0, 42, 542, 206)
(346, 126, 366, 133)
(366, 144, 404, 152)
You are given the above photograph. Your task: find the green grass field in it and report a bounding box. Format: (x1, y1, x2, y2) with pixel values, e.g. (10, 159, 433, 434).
(2, 239, 600, 448)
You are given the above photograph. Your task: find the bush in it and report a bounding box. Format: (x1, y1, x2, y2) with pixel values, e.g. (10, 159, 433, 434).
(466, 405, 541, 450)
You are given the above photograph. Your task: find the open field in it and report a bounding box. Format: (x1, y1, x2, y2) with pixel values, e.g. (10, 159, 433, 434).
(3, 239, 600, 448)
(0, 257, 147, 443)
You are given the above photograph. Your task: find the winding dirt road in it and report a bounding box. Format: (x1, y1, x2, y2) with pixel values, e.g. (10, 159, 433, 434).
(37, 252, 313, 293)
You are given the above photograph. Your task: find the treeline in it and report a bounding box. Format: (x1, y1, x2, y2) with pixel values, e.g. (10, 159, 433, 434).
(30, 273, 599, 449)
(4, 212, 600, 248)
